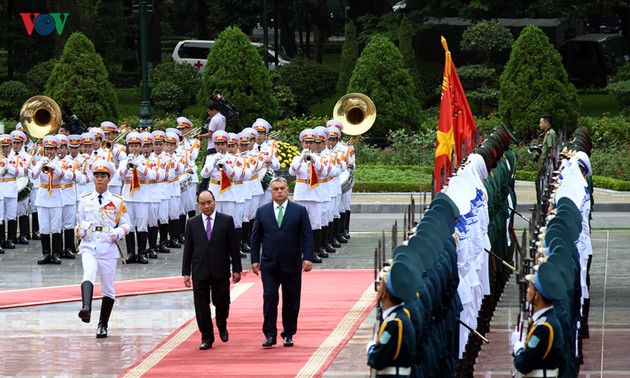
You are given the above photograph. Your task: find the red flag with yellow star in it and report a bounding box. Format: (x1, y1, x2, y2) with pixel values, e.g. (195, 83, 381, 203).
(434, 36, 477, 193)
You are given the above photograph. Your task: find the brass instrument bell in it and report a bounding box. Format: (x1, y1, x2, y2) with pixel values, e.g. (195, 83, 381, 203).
(332, 93, 376, 136)
(19, 96, 62, 139)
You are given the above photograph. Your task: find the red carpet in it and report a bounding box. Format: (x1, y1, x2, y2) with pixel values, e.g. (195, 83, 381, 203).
(0, 276, 192, 309)
(120, 269, 376, 378)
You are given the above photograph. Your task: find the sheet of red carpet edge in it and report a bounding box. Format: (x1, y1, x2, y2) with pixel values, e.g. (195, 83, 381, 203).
(122, 269, 375, 378)
(0, 276, 191, 309)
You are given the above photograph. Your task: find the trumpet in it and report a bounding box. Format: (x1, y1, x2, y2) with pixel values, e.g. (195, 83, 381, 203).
(41, 157, 52, 174)
(216, 157, 226, 171)
(127, 154, 137, 169)
(302, 149, 315, 163)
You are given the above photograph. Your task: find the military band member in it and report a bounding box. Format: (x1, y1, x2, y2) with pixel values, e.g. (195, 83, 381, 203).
(90, 127, 106, 157)
(76, 161, 131, 339)
(100, 121, 128, 196)
(200, 131, 246, 250)
(327, 126, 349, 245)
(327, 120, 353, 239)
(76, 134, 96, 201)
(141, 132, 162, 258)
(34, 135, 72, 264)
(119, 132, 156, 264)
(0, 134, 26, 249)
(227, 132, 247, 258)
(18, 123, 42, 240)
(239, 128, 263, 253)
(164, 130, 186, 248)
(58, 134, 84, 259)
(252, 118, 280, 206)
(314, 126, 340, 255)
(176, 117, 200, 226)
(151, 130, 172, 253)
(10, 130, 31, 245)
(289, 129, 324, 263)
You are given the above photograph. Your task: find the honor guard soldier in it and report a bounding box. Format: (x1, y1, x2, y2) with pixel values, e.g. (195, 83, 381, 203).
(34, 135, 72, 264)
(10, 130, 32, 245)
(151, 130, 172, 254)
(367, 264, 417, 377)
(141, 131, 162, 258)
(252, 118, 281, 206)
(1, 134, 26, 249)
(100, 121, 127, 195)
(512, 263, 568, 378)
(164, 130, 185, 248)
(119, 132, 156, 264)
(289, 129, 325, 263)
(76, 161, 131, 339)
(200, 130, 246, 232)
(176, 117, 200, 225)
(239, 128, 263, 253)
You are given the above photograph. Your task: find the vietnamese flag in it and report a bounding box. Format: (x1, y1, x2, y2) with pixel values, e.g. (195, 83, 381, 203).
(434, 36, 477, 193)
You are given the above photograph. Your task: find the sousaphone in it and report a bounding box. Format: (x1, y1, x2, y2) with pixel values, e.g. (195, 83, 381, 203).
(20, 95, 62, 139)
(332, 93, 376, 193)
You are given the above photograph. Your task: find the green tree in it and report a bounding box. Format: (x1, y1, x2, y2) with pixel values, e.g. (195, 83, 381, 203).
(336, 21, 358, 98)
(498, 26, 579, 140)
(460, 20, 513, 66)
(149, 61, 202, 114)
(45, 32, 119, 124)
(398, 15, 426, 106)
(348, 34, 422, 140)
(199, 26, 280, 129)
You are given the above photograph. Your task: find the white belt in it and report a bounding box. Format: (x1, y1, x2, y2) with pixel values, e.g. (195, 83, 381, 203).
(376, 367, 411, 376)
(519, 368, 559, 378)
(90, 225, 113, 233)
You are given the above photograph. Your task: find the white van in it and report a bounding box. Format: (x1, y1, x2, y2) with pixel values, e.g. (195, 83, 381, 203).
(172, 40, 291, 73)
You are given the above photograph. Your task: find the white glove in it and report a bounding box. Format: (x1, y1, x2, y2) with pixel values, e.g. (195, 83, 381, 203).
(75, 225, 85, 238)
(109, 229, 121, 242)
(366, 340, 376, 353)
(513, 340, 524, 355)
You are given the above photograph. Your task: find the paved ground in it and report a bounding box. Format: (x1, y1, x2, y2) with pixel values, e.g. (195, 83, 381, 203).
(0, 186, 628, 377)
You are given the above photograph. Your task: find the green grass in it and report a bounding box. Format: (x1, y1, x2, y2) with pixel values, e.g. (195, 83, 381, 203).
(321, 53, 341, 74)
(309, 95, 337, 117)
(578, 94, 620, 116)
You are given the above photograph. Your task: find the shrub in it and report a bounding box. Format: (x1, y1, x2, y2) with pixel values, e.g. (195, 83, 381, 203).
(336, 21, 358, 98)
(498, 26, 579, 141)
(45, 32, 119, 124)
(272, 115, 329, 143)
(460, 20, 513, 65)
(199, 26, 280, 129)
(149, 61, 201, 114)
(25, 59, 58, 94)
(398, 15, 426, 107)
(576, 115, 630, 148)
(605, 80, 630, 112)
(0, 81, 30, 119)
(151, 82, 186, 115)
(275, 55, 337, 115)
(348, 34, 423, 139)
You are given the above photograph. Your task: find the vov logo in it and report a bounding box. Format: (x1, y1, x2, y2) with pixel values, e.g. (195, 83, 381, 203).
(20, 13, 70, 36)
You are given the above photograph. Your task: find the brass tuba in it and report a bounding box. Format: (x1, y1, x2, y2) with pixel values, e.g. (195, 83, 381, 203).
(332, 93, 376, 136)
(20, 96, 62, 139)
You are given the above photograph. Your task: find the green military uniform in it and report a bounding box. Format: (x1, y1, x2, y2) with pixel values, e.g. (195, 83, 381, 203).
(368, 305, 416, 377)
(540, 128, 557, 160)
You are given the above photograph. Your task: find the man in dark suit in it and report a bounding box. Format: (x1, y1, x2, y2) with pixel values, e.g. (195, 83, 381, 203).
(251, 176, 314, 348)
(182, 190, 242, 350)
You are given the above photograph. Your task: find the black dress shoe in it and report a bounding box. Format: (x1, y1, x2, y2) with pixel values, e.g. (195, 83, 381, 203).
(311, 254, 322, 263)
(158, 242, 171, 253)
(342, 231, 350, 239)
(241, 243, 251, 253)
(318, 250, 329, 258)
(0, 247, 4, 254)
(199, 340, 213, 350)
(51, 252, 62, 264)
(324, 244, 336, 253)
(283, 335, 294, 347)
(37, 253, 51, 264)
(78, 307, 91, 323)
(262, 336, 277, 348)
(18, 235, 29, 245)
(96, 322, 108, 338)
(32, 231, 41, 240)
(330, 239, 341, 248)
(219, 329, 229, 342)
(125, 254, 137, 264)
(63, 248, 76, 259)
(137, 253, 149, 264)
(167, 239, 181, 248)
(337, 235, 348, 244)
(2, 240, 15, 249)
(240, 252, 247, 258)
(148, 248, 158, 258)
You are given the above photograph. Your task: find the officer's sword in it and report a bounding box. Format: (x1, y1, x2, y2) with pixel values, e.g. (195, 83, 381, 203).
(116, 242, 126, 265)
(457, 318, 489, 343)
(484, 248, 516, 271)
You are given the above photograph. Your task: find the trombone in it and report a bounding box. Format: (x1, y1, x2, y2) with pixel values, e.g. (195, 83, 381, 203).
(103, 129, 130, 151)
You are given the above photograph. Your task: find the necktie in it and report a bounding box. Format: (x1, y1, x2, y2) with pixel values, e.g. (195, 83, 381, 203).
(277, 205, 284, 227)
(98, 194, 103, 205)
(206, 216, 212, 240)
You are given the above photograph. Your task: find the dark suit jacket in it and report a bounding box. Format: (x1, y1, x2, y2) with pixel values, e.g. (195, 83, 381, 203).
(250, 200, 313, 273)
(182, 212, 242, 280)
